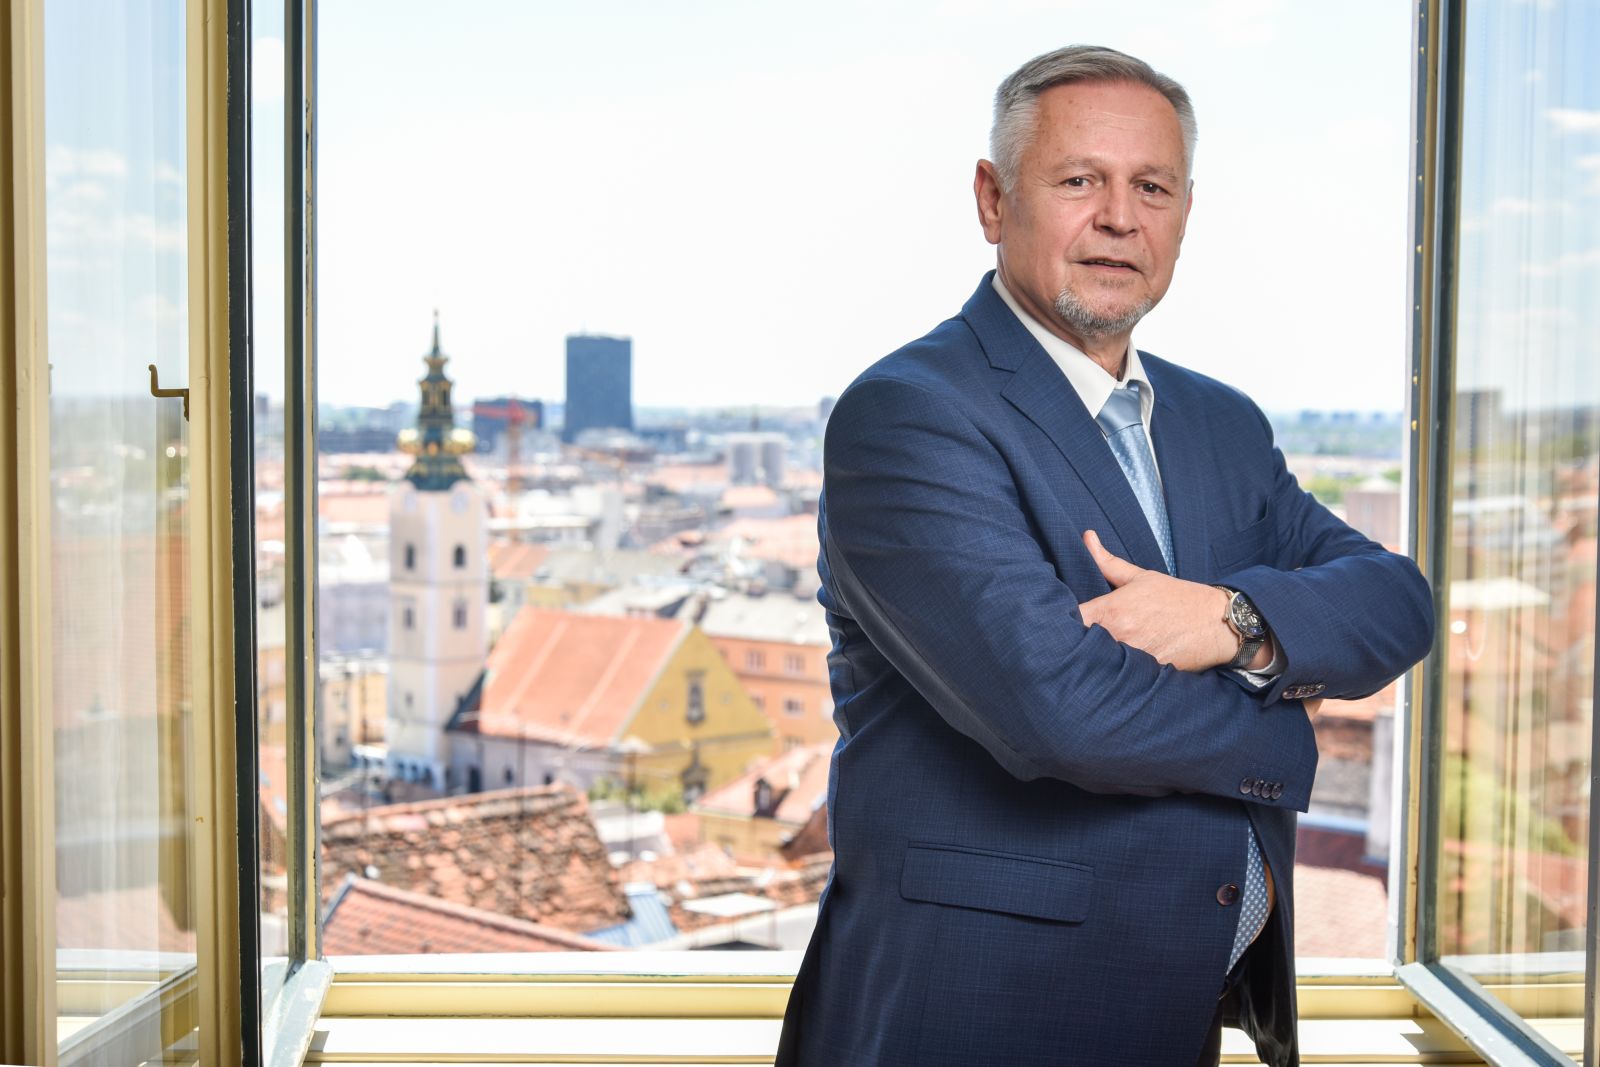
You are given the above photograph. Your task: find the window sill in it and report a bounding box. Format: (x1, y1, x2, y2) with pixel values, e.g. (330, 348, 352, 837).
(300, 953, 1581, 1065)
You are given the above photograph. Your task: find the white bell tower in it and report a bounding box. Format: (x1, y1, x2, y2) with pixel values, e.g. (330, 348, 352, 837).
(386, 314, 487, 792)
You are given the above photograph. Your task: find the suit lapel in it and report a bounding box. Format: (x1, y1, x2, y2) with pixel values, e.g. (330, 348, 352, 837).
(961, 275, 1170, 575)
(1144, 354, 1210, 581)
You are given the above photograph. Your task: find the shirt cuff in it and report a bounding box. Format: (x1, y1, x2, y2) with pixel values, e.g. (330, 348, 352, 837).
(1231, 637, 1285, 688)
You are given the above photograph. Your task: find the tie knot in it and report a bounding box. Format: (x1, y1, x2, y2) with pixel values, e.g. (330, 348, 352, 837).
(1096, 382, 1143, 435)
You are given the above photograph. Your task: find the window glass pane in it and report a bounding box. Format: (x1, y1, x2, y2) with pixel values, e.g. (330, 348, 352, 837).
(252, 0, 293, 1012)
(311, 2, 1412, 964)
(1434, 0, 1600, 1022)
(44, 0, 198, 1059)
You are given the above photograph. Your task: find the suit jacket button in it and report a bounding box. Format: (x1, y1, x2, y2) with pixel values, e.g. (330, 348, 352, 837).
(1217, 883, 1240, 906)
(1240, 777, 1256, 794)
(1252, 780, 1266, 797)
(1270, 784, 1284, 800)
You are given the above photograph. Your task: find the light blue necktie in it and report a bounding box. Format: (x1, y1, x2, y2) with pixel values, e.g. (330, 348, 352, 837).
(1094, 383, 1173, 575)
(1095, 382, 1269, 974)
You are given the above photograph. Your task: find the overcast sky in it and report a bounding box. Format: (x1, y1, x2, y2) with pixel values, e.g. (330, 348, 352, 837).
(255, 0, 1416, 414)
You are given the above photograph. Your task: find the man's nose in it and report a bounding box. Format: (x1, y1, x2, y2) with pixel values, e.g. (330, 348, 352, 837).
(1095, 183, 1137, 236)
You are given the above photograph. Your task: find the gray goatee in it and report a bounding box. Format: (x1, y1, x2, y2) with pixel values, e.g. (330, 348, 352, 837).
(1054, 284, 1153, 338)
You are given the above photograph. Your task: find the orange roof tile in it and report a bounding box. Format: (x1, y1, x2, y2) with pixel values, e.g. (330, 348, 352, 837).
(716, 515, 820, 570)
(56, 882, 197, 954)
(259, 743, 289, 835)
(323, 876, 619, 955)
(1317, 683, 1398, 724)
(663, 857, 832, 934)
(649, 463, 728, 493)
(487, 539, 552, 582)
(319, 489, 391, 528)
(663, 812, 703, 851)
(616, 841, 740, 889)
(1292, 864, 1388, 958)
(780, 803, 831, 864)
(476, 608, 686, 747)
(321, 785, 629, 934)
(694, 742, 831, 825)
(1291, 822, 1389, 958)
(721, 485, 780, 510)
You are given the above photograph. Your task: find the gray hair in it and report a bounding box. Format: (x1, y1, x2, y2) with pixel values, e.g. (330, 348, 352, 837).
(989, 45, 1197, 190)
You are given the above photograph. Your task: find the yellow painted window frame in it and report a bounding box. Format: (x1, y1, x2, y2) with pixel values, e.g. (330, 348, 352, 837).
(0, 0, 245, 1062)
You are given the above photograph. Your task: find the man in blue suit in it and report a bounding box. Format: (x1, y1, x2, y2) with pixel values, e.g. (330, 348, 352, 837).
(775, 45, 1434, 1067)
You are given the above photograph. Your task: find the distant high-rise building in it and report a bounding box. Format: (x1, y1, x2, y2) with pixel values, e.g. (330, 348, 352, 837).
(564, 334, 633, 443)
(726, 432, 787, 488)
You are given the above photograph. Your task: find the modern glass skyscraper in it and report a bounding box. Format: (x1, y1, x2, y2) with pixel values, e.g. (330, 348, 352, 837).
(563, 334, 633, 442)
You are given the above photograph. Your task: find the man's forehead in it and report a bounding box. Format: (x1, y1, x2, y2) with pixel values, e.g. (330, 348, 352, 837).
(1031, 82, 1185, 166)
(1036, 80, 1182, 132)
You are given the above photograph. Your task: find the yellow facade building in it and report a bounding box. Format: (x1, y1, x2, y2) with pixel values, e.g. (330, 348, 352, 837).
(445, 607, 772, 804)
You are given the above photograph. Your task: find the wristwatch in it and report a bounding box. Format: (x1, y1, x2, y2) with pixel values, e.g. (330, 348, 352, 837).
(1214, 587, 1267, 670)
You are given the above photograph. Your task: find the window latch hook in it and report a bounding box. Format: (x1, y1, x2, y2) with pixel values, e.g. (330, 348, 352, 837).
(148, 363, 189, 421)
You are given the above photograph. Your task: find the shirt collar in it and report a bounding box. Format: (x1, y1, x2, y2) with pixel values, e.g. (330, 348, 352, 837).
(991, 273, 1155, 430)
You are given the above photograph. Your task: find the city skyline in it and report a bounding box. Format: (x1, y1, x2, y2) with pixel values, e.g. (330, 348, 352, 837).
(265, 1, 1420, 412)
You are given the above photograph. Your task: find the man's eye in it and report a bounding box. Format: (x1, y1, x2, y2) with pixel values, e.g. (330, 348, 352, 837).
(1063, 176, 1090, 187)
(1139, 182, 1168, 195)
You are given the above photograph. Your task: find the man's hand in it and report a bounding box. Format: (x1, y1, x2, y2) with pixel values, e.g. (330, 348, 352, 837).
(1078, 530, 1251, 672)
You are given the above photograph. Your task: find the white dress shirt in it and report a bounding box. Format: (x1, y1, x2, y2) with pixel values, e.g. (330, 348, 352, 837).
(991, 274, 1283, 682)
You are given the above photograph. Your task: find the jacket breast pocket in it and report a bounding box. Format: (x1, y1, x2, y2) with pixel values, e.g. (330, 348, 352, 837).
(1210, 507, 1273, 576)
(899, 842, 1093, 923)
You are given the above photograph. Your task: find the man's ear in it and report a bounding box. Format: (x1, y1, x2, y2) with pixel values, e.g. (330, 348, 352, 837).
(1177, 179, 1194, 246)
(974, 159, 1005, 246)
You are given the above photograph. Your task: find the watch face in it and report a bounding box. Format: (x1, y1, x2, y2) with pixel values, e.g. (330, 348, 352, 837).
(1230, 596, 1266, 639)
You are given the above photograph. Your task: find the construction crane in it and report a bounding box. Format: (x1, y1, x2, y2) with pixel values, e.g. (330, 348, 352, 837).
(504, 394, 526, 494)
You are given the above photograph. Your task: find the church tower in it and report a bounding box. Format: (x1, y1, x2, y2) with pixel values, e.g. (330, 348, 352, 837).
(386, 315, 487, 792)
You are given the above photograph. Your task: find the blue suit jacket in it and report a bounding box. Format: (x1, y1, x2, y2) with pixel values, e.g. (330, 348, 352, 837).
(776, 274, 1434, 1067)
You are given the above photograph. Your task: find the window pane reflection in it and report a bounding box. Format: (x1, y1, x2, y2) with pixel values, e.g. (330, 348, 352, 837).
(44, 0, 198, 1061)
(1435, 0, 1600, 1022)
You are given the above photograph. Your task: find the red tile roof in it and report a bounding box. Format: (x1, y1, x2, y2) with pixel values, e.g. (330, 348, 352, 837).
(1291, 823, 1390, 958)
(55, 882, 197, 953)
(780, 803, 831, 863)
(1291, 864, 1388, 958)
(716, 515, 820, 570)
(259, 743, 289, 836)
(695, 742, 831, 825)
(721, 485, 780, 510)
(664, 857, 833, 933)
(663, 812, 703, 851)
(616, 841, 741, 889)
(1317, 683, 1397, 724)
(487, 539, 552, 582)
(319, 488, 391, 528)
(323, 876, 619, 955)
(474, 608, 686, 747)
(648, 463, 728, 493)
(320, 785, 629, 934)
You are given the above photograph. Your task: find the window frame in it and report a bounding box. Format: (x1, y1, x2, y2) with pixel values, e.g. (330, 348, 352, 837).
(1390, 1, 1598, 1063)
(9, 0, 1594, 1061)
(1, 0, 269, 1062)
(1, 4, 57, 1061)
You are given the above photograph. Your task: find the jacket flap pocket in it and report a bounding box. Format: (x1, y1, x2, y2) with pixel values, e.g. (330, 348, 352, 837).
(899, 843, 1093, 923)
